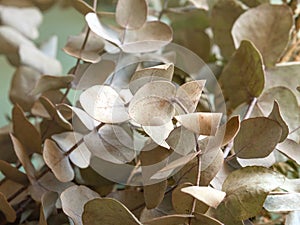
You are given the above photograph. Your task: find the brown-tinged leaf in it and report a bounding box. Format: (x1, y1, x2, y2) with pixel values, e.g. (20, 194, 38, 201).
(216, 166, 285, 223)
(71, 0, 94, 15)
(10, 134, 36, 183)
(116, 0, 147, 30)
(175, 112, 222, 136)
(63, 31, 104, 63)
(172, 183, 209, 214)
(19, 45, 62, 75)
(12, 104, 41, 154)
(140, 143, 171, 208)
(39, 96, 72, 130)
(232, 3, 293, 67)
(73, 59, 115, 90)
(52, 132, 91, 168)
(144, 214, 192, 225)
(61, 185, 100, 225)
(107, 190, 144, 217)
(234, 117, 282, 158)
(82, 198, 142, 225)
(0, 192, 16, 223)
(181, 186, 226, 208)
(151, 152, 199, 180)
(191, 213, 223, 225)
(268, 101, 289, 142)
(80, 85, 129, 123)
(264, 193, 300, 212)
(219, 40, 264, 110)
(0, 5, 42, 39)
(39, 192, 58, 225)
(129, 81, 176, 126)
(43, 139, 74, 182)
(216, 115, 240, 147)
(255, 87, 300, 142)
(129, 63, 174, 95)
(0, 26, 35, 54)
(9, 66, 41, 112)
(84, 125, 135, 164)
(0, 160, 28, 185)
(276, 139, 300, 165)
(175, 80, 206, 113)
(31, 75, 74, 95)
(211, 0, 244, 59)
(122, 21, 173, 53)
(0, 125, 17, 163)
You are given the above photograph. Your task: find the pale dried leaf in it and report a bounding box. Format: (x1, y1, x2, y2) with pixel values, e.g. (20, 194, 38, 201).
(116, 0, 147, 29)
(39, 192, 58, 225)
(181, 186, 226, 208)
(264, 193, 300, 212)
(276, 139, 300, 165)
(61, 185, 100, 225)
(52, 132, 91, 168)
(175, 112, 222, 136)
(80, 85, 129, 123)
(189, 0, 209, 10)
(43, 139, 74, 182)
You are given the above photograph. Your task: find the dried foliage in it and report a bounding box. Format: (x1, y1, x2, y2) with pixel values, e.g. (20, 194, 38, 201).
(0, 0, 300, 225)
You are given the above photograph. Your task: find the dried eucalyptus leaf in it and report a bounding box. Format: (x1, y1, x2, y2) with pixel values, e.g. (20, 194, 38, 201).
(122, 21, 173, 53)
(0, 6, 42, 39)
(9, 66, 41, 112)
(234, 117, 282, 159)
(116, 0, 147, 30)
(31, 75, 74, 95)
(265, 62, 300, 103)
(82, 198, 142, 225)
(232, 3, 293, 67)
(189, 0, 209, 10)
(39, 192, 58, 225)
(255, 87, 300, 142)
(74, 60, 115, 90)
(0, 160, 29, 185)
(237, 153, 276, 168)
(80, 85, 129, 123)
(71, 0, 94, 15)
(211, 0, 244, 59)
(175, 112, 222, 136)
(166, 126, 196, 155)
(264, 193, 300, 212)
(172, 183, 209, 214)
(0, 126, 17, 163)
(268, 101, 289, 142)
(285, 211, 300, 225)
(175, 80, 206, 113)
(129, 81, 176, 126)
(63, 32, 104, 63)
(0, 192, 16, 223)
(12, 104, 42, 154)
(219, 40, 264, 110)
(151, 152, 199, 180)
(129, 63, 174, 95)
(276, 139, 300, 165)
(181, 186, 225, 208)
(216, 166, 285, 223)
(43, 139, 74, 182)
(10, 134, 36, 183)
(40, 35, 58, 58)
(85, 13, 121, 47)
(239, 0, 269, 7)
(220, 115, 240, 146)
(61, 185, 100, 225)
(144, 214, 192, 225)
(52, 132, 91, 168)
(0, 26, 35, 54)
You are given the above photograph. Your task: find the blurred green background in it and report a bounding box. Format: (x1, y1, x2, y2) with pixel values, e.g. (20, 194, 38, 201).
(0, 5, 84, 127)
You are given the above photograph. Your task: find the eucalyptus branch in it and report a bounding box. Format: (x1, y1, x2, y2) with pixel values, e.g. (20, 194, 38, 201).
(158, 0, 169, 20)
